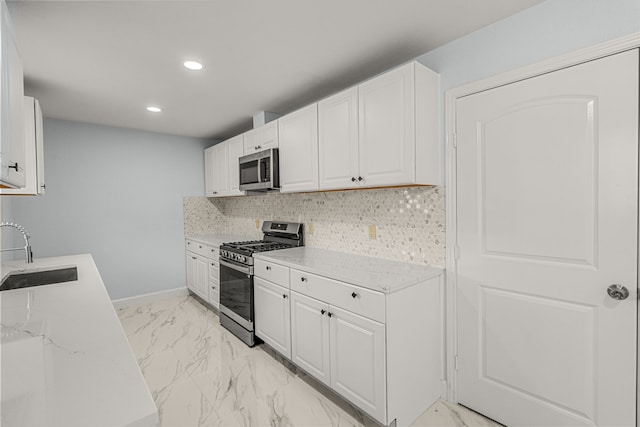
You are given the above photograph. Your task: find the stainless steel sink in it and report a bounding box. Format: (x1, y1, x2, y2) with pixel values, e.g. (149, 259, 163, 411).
(0, 267, 78, 291)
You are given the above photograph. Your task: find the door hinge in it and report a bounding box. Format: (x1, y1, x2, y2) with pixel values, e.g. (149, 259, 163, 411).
(454, 355, 459, 371)
(453, 245, 460, 261)
(451, 132, 457, 149)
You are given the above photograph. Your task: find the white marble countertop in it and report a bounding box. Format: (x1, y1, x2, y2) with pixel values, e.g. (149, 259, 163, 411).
(254, 247, 443, 294)
(185, 232, 255, 247)
(0, 254, 159, 427)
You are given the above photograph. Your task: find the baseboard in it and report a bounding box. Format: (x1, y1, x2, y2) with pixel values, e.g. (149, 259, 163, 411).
(112, 287, 190, 309)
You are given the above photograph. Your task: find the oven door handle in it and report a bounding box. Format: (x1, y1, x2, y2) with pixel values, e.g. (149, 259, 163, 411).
(220, 259, 253, 275)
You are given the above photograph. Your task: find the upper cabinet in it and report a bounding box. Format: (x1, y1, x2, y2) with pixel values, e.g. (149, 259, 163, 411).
(318, 87, 359, 190)
(203, 60, 440, 196)
(227, 135, 244, 196)
(318, 61, 440, 191)
(244, 120, 278, 154)
(205, 135, 244, 198)
(0, 1, 25, 189)
(205, 142, 228, 197)
(1, 97, 45, 195)
(279, 104, 319, 193)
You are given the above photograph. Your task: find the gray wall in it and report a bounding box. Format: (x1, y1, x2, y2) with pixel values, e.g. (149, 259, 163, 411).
(416, 0, 640, 91)
(1, 118, 210, 299)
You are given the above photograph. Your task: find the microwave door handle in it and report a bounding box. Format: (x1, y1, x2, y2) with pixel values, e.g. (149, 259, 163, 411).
(258, 157, 265, 183)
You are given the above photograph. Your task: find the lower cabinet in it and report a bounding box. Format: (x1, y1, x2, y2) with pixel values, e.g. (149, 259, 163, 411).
(255, 257, 442, 426)
(185, 239, 220, 308)
(254, 277, 291, 358)
(290, 291, 331, 386)
(290, 291, 385, 421)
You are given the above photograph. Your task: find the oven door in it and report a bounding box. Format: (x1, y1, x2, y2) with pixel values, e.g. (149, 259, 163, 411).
(219, 259, 254, 331)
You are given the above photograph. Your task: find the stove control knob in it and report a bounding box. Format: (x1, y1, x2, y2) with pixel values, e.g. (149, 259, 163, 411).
(239, 255, 246, 263)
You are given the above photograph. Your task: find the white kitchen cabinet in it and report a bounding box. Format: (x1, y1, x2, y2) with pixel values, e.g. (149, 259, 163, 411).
(185, 252, 207, 300)
(1, 97, 45, 195)
(205, 137, 244, 198)
(318, 87, 359, 190)
(255, 248, 443, 427)
(254, 277, 292, 358)
(0, 0, 25, 189)
(244, 120, 278, 154)
(358, 61, 440, 187)
(278, 103, 319, 193)
(330, 305, 386, 422)
(227, 135, 244, 196)
(185, 239, 219, 304)
(290, 290, 331, 386)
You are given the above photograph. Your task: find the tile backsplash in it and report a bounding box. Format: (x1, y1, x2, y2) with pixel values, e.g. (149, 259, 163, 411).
(184, 186, 445, 267)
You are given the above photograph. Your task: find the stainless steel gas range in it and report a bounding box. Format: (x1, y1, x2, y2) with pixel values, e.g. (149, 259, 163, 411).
(218, 221, 303, 346)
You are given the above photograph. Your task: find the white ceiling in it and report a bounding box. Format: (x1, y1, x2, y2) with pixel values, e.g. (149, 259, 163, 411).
(7, 0, 543, 140)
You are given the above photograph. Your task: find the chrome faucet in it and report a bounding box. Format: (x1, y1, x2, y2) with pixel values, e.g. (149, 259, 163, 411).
(0, 222, 33, 263)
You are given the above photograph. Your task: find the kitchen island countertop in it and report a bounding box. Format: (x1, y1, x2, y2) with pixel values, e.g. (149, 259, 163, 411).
(0, 254, 159, 427)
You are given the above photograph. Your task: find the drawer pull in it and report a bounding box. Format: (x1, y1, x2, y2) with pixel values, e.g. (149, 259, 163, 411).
(321, 309, 326, 315)
(266, 266, 271, 271)
(187, 241, 191, 245)
(192, 257, 196, 260)
(351, 292, 358, 298)
(327, 312, 333, 318)
(199, 245, 202, 249)
(300, 277, 307, 282)
(282, 294, 288, 299)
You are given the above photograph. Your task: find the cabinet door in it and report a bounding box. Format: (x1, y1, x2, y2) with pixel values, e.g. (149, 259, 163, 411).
(290, 291, 331, 387)
(244, 120, 278, 154)
(0, 97, 44, 195)
(185, 252, 197, 293)
(318, 87, 359, 190)
(0, 1, 25, 189)
(195, 255, 208, 300)
(329, 305, 386, 423)
(255, 277, 291, 359)
(227, 135, 244, 195)
(358, 63, 415, 187)
(213, 142, 229, 196)
(279, 104, 319, 193)
(204, 146, 215, 197)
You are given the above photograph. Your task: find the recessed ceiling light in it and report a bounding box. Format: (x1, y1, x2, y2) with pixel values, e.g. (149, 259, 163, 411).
(183, 60, 204, 71)
(146, 106, 162, 113)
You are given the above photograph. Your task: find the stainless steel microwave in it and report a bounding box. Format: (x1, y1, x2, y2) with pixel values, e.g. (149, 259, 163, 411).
(238, 148, 280, 192)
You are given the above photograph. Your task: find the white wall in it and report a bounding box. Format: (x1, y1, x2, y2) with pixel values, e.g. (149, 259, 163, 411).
(1, 118, 211, 299)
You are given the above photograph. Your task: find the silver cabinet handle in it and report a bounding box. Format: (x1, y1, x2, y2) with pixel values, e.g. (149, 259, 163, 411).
(608, 284, 630, 300)
(351, 177, 357, 182)
(266, 266, 271, 271)
(351, 292, 358, 299)
(300, 277, 307, 282)
(282, 294, 288, 299)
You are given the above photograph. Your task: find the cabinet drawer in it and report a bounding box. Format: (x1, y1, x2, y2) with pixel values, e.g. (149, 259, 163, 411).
(185, 239, 219, 259)
(208, 280, 219, 304)
(255, 258, 290, 288)
(290, 269, 385, 323)
(208, 261, 219, 282)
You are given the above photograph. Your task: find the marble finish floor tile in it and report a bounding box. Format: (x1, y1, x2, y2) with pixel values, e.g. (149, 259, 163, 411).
(117, 295, 501, 427)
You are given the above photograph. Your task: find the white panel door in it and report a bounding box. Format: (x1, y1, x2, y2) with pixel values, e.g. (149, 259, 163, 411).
(455, 49, 638, 426)
(227, 135, 244, 195)
(185, 253, 197, 292)
(279, 104, 319, 193)
(318, 86, 359, 190)
(254, 277, 291, 359)
(329, 305, 386, 423)
(290, 291, 331, 387)
(358, 63, 415, 187)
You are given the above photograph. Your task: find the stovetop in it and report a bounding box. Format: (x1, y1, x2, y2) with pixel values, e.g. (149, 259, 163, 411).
(222, 240, 296, 253)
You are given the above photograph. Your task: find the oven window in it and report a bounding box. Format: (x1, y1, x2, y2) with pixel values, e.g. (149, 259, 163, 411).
(240, 160, 259, 185)
(220, 263, 253, 323)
